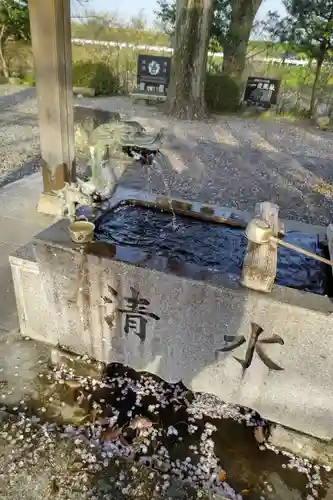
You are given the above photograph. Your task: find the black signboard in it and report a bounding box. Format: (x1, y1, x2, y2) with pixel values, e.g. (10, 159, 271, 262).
(243, 77, 281, 108)
(137, 54, 171, 88)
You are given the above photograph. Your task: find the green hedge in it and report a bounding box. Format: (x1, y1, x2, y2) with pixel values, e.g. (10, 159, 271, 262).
(72, 60, 120, 96)
(22, 72, 35, 86)
(205, 73, 241, 113)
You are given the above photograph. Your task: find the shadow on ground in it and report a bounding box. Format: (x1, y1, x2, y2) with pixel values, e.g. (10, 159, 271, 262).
(117, 134, 332, 226)
(0, 155, 41, 189)
(70, 100, 333, 225)
(0, 86, 35, 111)
(1, 90, 333, 225)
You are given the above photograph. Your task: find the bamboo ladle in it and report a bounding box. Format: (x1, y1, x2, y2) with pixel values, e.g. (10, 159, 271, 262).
(245, 218, 333, 266)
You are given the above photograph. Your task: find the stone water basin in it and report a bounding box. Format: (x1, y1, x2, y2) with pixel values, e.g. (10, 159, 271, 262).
(94, 203, 331, 296)
(11, 192, 333, 445)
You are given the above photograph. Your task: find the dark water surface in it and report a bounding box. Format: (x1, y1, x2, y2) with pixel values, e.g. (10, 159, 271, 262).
(95, 205, 329, 295)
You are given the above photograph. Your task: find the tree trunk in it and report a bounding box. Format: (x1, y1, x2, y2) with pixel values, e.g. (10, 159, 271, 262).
(0, 28, 9, 79)
(167, 0, 214, 119)
(310, 55, 324, 118)
(222, 0, 262, 82)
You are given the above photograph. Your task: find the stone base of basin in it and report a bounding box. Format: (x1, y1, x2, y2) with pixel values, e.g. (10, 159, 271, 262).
(73, 86, 96, 97)
(9, 196, 333, 443)
(269, 425, 333, 467)
(37, 192, 64, 217)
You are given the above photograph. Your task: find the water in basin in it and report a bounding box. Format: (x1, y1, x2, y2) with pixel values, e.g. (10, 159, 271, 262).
(94, 205, 330, 296)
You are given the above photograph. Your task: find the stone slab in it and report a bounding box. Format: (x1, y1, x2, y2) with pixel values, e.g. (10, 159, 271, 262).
(10, 244, 55, 343)
(131, 91, 167, 102)
(0, 192, 38, 219)
(73, 86, 95, 97)
(0, 216, 48, 246)
(0, 173, 43, 198)
(37, 192, 63, 217)
(0, 243, 21, 332)
(269, 425, 333, 467)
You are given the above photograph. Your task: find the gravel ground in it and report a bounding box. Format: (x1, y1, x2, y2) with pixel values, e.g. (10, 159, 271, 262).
(0, 85, 40, 187)
(1, 85, 333, 225)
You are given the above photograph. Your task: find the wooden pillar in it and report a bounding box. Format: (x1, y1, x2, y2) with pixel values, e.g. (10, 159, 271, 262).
(28, 0, 76, 199)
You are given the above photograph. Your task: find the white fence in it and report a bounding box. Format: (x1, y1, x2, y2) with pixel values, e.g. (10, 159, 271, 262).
(72, 38, 308, 67)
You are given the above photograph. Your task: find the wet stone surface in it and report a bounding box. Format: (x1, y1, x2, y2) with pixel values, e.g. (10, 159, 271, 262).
(0, 415, 211, 500)
(95, 205, 330, 296)
(1, 344, 333, 500)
